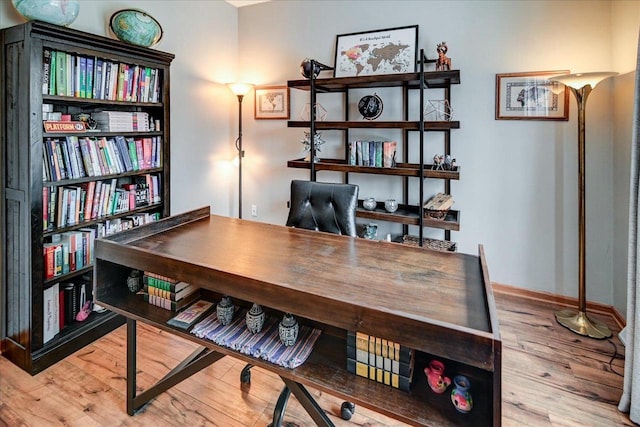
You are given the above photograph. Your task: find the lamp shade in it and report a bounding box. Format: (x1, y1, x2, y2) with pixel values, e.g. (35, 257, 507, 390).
(549, 72, 618, 90)
(227, 82, 253, 96)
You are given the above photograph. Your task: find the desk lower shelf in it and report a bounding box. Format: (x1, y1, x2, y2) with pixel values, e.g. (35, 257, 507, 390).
(97, 288, 494, 426)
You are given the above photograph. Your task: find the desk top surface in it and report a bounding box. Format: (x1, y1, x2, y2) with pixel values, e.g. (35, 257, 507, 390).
(107, 212, 492, 334)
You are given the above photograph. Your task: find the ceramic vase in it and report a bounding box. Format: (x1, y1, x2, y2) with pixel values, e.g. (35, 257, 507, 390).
(216, 296, 235, 326)
(363, 197, 377, 211)
(450, 375, 473, 413)
(246, 303, 265, 334)
(384, 199, 398, 213)
(424, 359, 451, 394)
(278, 313, 299, 346)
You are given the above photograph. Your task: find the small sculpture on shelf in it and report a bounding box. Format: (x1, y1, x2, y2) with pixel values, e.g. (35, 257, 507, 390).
(299, 102, 327, 122)
(384, 199, 398, 213)
(301, 131, 326, 162)
(362, 197, 377, 211)
(363, 223, 378, 240)
(299, 58, 333, 79)
(358, 93, 383, 120)
(216, 295, 235, 326)
(432, 153, 456, 171)
(278, 313, 299, 346)
(424, 99, 454, 121)
(245, 303, 265, 334)
(435, 42, 451, 71)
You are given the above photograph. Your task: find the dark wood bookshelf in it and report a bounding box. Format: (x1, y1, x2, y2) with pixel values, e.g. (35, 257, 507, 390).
(287, 158, 460, 179)
(0, 21, 173, 375)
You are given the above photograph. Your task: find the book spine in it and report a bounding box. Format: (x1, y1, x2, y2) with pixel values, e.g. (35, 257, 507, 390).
(42, 48, 52, 95)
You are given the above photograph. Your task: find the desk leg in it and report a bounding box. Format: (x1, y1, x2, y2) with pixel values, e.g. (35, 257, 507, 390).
(279, 377, 335, 427)
(270, 385, 291, 427)
(125, 318, 226, 415)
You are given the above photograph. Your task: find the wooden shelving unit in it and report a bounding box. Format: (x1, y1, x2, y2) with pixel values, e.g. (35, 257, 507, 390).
(287, 57, 460, 245)
(0, 21, 174, 374)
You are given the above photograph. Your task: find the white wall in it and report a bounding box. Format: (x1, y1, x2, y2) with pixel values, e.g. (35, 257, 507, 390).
(0, 0, 241, 217)
(236, 0, 638, 309)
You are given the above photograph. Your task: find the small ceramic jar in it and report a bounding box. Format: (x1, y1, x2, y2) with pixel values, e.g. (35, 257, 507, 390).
(216, 296, 235, 326)
(363, 197, 377, 211)
(127, 270, 141, 293)
(246, 303, 266, 334)
(384, 199, 398, 213)
(451, 375, 473, 413)
(279, 313, 299, 346)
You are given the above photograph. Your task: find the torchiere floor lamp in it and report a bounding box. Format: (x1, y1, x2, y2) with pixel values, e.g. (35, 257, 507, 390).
(228, 83, 253, 219)
(550, 71, 618, 339)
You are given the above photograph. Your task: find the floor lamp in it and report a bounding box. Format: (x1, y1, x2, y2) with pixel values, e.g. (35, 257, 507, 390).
(228, 83, 253, 219)
(550, 71, 618, 339)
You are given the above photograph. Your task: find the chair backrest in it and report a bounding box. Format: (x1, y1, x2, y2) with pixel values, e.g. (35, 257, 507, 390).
(285, 180, 359, 237)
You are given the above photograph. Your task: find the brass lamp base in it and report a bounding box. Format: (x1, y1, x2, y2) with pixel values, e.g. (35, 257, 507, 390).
(555, 309, 611, 339)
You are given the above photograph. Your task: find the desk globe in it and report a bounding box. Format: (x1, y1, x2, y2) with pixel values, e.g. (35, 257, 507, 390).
(12, 0, 79, 26)
(110, 9, 163, 48)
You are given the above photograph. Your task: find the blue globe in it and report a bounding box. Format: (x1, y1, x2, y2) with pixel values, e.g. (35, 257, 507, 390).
(12, 0, 79, 26)
(110, 9, 163, 48)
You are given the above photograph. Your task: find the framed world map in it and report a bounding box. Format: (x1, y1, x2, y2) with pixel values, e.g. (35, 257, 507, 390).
(334, 25, 418, 78)
(254, 85, 290, 120)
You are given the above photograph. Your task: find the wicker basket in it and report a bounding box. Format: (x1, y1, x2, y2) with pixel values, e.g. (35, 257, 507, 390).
(402, 235, 457, 252)
(425, 209, 448, 220)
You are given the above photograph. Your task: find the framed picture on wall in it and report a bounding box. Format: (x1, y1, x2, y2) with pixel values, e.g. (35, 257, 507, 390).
(254, 85, 290, 120)
(333, 25, 418, 78)
(495, 70, 570, 120)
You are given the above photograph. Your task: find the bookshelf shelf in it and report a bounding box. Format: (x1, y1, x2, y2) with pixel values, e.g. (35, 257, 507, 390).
(0, 21, 174, 375)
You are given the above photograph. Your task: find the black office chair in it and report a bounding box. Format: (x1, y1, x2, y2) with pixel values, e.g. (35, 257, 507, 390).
(241, 180, 359, 425)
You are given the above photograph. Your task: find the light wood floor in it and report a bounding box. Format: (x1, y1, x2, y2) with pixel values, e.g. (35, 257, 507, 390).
(0, 289, 633, 427)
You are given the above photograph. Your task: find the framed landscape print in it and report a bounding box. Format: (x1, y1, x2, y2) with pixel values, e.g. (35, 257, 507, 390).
(495, 70, 570, 120)
(334, 25, 418, 78)
(254, 85, 290, 120)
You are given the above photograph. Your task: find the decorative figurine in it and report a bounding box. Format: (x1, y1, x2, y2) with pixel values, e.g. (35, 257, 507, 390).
(451, 375, 473, 413)
(384, 199, 398, 213)
(301, 131, 326, 162)
(435, 42, 451, 71)
(216, 295, 235, 326)
(358, 93, 383, 120)
(245, 303, 266, 334)
(363, 197, 377, 211)
(300, 58, 332, 79)
(299, 102, 327, 122)
(363, 223, 378, 240)
(278, 313, 299, 346)
(424, 99, 454, 121)
(126, 269, 141, 293)
(424, 359, 451, 394)
(432, 154, 445, 170)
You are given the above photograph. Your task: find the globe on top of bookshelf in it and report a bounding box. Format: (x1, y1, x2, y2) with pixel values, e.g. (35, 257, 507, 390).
(12, 0, 79, 27)
(109, 9, 163, 48)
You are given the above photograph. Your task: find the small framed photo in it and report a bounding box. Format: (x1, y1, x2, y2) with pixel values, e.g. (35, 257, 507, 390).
(334, 25, 418, 78)
(254, 85, 290, 120)
(495, 70, 570, 121)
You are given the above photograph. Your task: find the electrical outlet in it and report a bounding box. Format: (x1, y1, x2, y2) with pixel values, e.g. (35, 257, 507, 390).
(251, 204, 258, 217)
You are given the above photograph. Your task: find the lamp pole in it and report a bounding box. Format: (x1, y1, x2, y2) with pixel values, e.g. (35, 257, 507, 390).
(228, 83, 253, 219)
(236, 93, 244, 219)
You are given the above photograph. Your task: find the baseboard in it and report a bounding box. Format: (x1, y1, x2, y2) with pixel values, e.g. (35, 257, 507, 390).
(492, 282, 626, 330)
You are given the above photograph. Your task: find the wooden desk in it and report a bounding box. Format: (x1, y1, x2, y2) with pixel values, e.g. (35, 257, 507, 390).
(94, 207, 501, 426)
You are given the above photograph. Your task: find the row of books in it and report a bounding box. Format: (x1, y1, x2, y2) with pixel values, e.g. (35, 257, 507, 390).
(43, 135, 162, 182)
(348, 140, 397, 167)
(43, 49, 161, 103)
(346, 331, 415, 392)
(43, 175, 160, 230)
(91, 111, 151, 132)
(142, 272, 200, 312)
(43, 277, 93, 343)
(44, 230, 95, 279)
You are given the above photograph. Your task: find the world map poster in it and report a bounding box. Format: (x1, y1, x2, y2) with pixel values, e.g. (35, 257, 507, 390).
(334, 26, 418, 78)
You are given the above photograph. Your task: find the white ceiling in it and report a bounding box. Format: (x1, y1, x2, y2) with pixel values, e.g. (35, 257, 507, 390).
(226, 0, 270, 7)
